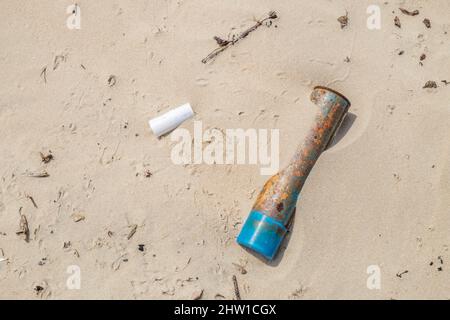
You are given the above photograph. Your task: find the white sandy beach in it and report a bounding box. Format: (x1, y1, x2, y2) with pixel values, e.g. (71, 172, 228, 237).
(0, 0, 449, 299)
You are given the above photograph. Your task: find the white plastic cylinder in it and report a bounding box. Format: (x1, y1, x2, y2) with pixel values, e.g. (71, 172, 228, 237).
(148, 103, 194, 137)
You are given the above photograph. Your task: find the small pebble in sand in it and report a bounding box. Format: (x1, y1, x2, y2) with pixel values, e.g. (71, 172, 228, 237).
(423, 18, 431, 28)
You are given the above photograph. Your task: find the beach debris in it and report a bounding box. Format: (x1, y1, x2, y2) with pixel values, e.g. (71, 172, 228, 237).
(0, 249, 7, 264)
(201, 11, 278, 64)
(237, 87, 350, 261)
(25, 194, 38, 209)
(149, 103, 194, 137)
(112, 254, 128, 271)
(107, 75, 117, 87)
(442, 80, 449, 85)
(232, 275, 241, 300)
(399, 8, 419, 16)
(34, 281, 51, 298)
(344, 56, 351, 63)
(419, 53, 426, 66)
(16, 208, 30, 242)
(71, 213, 85, 222)
(394, 16, 401, 28)
(191, 288, 204, 300)
(40, 66, 47, 83)
(34, 285, 45, 294)
(232, 262, 247, 275)
(39, 151, 53, 163)
(23, 170, 49, 178)
(423, 81, 438, 89)
(127, 224, 138, 240)
(38, 257, 47, 266)
(337, 11, 349, 29)
(144, 169, 153, 178)
(80, 64, 86, 70)
(53, 54, 66, 70)
(423, 18, 431, 28)
(398, 50, 405, 55)
(396, 270, 409, 278)
(430, 256, 445, 271)
(138, 244, 145, 252)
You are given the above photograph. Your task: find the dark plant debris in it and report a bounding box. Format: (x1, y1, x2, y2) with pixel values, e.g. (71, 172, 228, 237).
(399, 8, 419, 16)
(394, 16, 401, 28)
(337, 11, 349, 29)
(144, 169, 153, 178)
(396, 270, 409, 278)
(423, 18, 431, 28)
(16, 208, 30, 242)
(442, 80, 449, 85)
(398, 50, 405, 55)
(40, 151, 53, 164)
(423, 81, 437, 89)
(40, 67, 47, 83)
(26, 194, 38, 209)
(232, 275, 241, 300)
(108, 75, 117, 87)
(202, 11, 278, 64)
(34, 285, 44, 294)
(127, 224, 138, 240)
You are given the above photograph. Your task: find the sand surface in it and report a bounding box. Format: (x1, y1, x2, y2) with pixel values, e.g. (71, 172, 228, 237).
(0, 0, 449, 299)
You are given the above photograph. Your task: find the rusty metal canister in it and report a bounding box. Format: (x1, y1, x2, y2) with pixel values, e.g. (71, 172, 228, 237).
(237, 86, 351, 260)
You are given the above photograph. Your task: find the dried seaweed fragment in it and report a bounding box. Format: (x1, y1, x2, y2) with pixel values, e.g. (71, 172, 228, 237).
(337, 11, 349, 29)
(399, 8, 419, 16)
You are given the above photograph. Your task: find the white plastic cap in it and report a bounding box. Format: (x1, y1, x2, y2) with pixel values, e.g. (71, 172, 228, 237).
(149, 103, 194, 137)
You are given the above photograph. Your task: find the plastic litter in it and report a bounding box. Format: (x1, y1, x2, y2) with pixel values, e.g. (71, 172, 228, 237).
(149, 103, 194, 137)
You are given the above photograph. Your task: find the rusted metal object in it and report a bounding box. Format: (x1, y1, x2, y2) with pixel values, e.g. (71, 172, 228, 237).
(237, 86, 351, 260)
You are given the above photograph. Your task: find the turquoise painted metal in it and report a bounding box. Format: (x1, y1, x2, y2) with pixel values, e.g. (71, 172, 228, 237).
(237, 86, 351, 260)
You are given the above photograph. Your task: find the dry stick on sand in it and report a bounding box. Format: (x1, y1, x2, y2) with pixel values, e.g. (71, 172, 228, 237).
(201, 11, 278, 64)
(24, 170, 50, 178)
(232, 275, 241, 300)
(26, 194, 38, 209)
(40, 67, 47, 83)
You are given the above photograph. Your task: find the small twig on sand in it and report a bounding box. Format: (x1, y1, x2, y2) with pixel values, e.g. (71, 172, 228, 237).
(26, 194, 38, 209)
(399, 8, 419, 16)
(40, 67, 47, 83)
(127, 224, 138, 240)
(202, 11, 278, 64)
(24, 170, 50, 178)
(232, 275, 241, 300)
